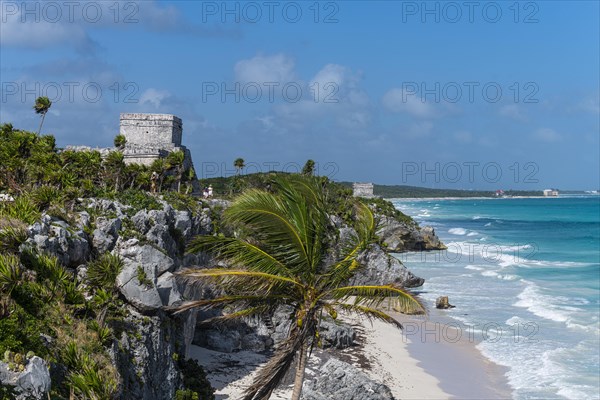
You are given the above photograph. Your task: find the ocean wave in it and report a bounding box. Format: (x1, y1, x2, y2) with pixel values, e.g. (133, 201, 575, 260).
(448, 227, 467, 235)
(479, 340, 600, 400)
(513, 284, 583, 323)
(516, 259, 593, 269)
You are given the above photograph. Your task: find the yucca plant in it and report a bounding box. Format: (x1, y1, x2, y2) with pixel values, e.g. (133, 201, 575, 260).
(30, 185, 65, 210)
(0, 254, 22, 295)
(175, 176, 425, 400)
(86, 253, 123, 291)
(0, 217, 27, 253)
(0, 196, 40, 225)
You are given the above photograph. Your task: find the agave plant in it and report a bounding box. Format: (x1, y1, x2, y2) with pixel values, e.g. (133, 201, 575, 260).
(86, 253, 124, 292)
(0, 253, 22, 295)
(175, 176, 425, 400)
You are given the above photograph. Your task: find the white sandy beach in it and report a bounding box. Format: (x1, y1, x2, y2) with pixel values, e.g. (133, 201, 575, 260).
(190, 314, 454, 400)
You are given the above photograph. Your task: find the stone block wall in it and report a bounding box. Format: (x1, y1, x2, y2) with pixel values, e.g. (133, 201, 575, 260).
(120, 113, 182, 148)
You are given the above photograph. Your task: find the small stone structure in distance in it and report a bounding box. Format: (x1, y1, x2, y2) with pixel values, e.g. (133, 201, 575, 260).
(353, 182, 375, 198)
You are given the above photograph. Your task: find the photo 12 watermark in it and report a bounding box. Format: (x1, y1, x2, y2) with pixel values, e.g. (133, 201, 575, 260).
(401, 321, 539, 344)
(199, 1, 340, 24)
(398, 161, 540, 185)
(200, 81, 340, 104)
(1, 1, 140, 24)
(1, 81, 140, 104)
(396, 241, 540, 265)
(400, 1, 540, 24)
(400, 81, 539, 104)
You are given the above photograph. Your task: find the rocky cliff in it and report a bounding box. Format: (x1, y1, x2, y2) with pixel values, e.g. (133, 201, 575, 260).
(1, 194, 443, 399)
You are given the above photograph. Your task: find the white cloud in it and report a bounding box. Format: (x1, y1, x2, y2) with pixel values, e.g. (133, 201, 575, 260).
(382, 88, 434, 118)
(234, 54, 296, 85)
(499, 104, 527, 121)
(139, 88, 171, 109)
(0, 16, 95, 51)
(533, 128, 561, 142)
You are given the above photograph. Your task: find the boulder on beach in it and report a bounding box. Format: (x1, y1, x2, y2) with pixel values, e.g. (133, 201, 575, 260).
(435, 296, 455, 309)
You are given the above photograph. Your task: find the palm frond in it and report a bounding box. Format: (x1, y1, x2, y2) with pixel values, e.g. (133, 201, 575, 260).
(197, 305, 273, 326)
(326, 284, 426, 315)
(177, 268, 304, 296)
(322, 203, 375, 287)
(187, 235, 295, 279)
(171, 294, 289, 314)
(224, 189, 311, 268)
(331, 302, 404, 329)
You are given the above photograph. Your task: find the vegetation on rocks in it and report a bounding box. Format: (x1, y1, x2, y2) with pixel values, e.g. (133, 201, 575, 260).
(1, 122, 432, 399)
(175, 176, 425, 400)
(0, 124, 213, 399)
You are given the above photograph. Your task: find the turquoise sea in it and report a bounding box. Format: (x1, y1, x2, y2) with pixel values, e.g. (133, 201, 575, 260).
(392, 196, 600, 400)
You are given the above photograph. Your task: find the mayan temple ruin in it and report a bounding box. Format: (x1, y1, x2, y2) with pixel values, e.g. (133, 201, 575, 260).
(120, 113, 190, 167)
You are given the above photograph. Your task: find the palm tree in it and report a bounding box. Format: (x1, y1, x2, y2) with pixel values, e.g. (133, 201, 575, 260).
(175, 176, 425, 400)
(103, 151, 125, 192)
(33, 96, 52, 135)
(234, 157, 245, 175)
(301, 159, 315, 176)
(113, 134, 127, 150)
(166, 150, 186, 193)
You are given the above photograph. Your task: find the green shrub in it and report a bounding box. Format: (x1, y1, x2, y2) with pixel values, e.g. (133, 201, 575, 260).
(178, 358, 215, 400)
(0, 217, 28, 253)
(0, 253, 22, 294)
(136, 266, 152, 288)
(30, 185, 65, 210)
(162, 191, 201, 215)
(0, 196, 40, 225)
(86, 253, 124, 291)
(0, 303, 47, 357)
(116, 188, 161, 215)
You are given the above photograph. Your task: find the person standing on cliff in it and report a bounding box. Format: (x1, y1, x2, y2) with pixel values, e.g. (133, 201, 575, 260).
(150, 171, 159, 194)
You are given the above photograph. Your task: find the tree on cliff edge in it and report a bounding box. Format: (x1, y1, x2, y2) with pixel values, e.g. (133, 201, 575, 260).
(234, 157, 245, 175)
(33, 96, 52, 135)
(175, 175, 425, 400)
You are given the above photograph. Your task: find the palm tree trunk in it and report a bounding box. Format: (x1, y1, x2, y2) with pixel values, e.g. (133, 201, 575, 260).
(291, 343, 308, 400)
(37, 113, 46, 135)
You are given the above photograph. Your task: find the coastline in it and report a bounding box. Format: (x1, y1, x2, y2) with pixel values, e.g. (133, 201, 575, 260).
(191, 309, 512, 399)
(385, 196, 559, 201)
(391, 310, 513, 400)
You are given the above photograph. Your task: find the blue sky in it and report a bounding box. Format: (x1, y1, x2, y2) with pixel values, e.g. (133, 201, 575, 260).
(1, 0, 598, 190)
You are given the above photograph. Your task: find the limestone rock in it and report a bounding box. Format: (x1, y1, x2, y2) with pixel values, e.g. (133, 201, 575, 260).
(377, 216, 446, 252)
(319, 320, 356, 349)
(352, 244, 425, 288)
(302, 358, 395, 400)
(0, 356, 51, 400)
(111, 308, 188, 399)
(25, 215, 90, 267)
(115, 238, 178, 312)
(435, 296, 455, 309)
(92, 216, 121, 254)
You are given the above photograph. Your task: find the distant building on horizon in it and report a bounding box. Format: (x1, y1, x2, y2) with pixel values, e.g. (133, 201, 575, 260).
(353, 182, 374, 198)
(543, 189, 559, 197)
